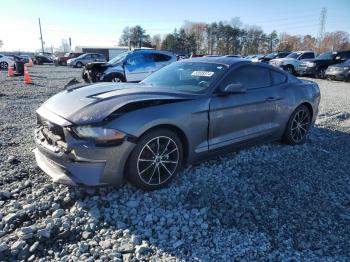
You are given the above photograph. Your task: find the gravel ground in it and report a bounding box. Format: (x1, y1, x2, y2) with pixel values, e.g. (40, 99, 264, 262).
(0, 65, 349, 261)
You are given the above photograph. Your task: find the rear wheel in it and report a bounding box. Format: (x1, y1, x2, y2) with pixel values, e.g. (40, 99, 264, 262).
(127, 128, 183, 190)
(283, 105, 311, 145)
(0, 61, 8, 70)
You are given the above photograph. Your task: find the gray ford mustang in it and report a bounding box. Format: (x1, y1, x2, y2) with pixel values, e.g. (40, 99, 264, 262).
(34, 57, 320, 190)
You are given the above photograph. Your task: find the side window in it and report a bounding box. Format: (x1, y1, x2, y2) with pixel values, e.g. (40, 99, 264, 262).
(300, 53, 314, 59)
(223, 66, 271, 90)
(271, 70, 287, 85)
(84, 55, 91, 59)
(153, 53, 172, 62)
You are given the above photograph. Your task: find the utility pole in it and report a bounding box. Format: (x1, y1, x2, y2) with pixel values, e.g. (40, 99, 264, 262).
(38, 18, 44, 53)
(317, 8, 327, 51)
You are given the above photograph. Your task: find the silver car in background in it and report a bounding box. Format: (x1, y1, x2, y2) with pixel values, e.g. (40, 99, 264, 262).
(67, 53, 106, 68)
(34, 57, 320, 190)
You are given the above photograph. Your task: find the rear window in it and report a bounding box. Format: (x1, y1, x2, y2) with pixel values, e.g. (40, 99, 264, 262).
(271, 70, 287, 85)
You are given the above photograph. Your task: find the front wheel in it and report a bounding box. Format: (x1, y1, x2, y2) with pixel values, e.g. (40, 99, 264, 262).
(75, 62, 83, 68)
(316, 68, 326, 79)
(284, 65, 295, 75)
(283, 105, 311, 145)
(127, 129, 183, 190)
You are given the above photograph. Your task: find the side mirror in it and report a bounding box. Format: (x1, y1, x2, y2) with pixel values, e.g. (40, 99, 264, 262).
(220, 83, 246, 94)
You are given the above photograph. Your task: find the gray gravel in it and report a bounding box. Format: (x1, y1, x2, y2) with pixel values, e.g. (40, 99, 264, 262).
(0, 65, 350, 261)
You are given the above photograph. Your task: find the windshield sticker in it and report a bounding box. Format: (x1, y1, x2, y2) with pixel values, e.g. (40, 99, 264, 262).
(191, 71, 214, 77)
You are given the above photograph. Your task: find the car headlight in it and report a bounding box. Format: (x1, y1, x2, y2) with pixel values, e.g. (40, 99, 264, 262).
(72, 126, 126, 142)
(306, 62, 316, 67)
(343, 67, 349, 71)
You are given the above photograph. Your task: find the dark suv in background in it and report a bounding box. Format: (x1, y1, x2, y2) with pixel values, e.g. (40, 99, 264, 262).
(258, 51, 291, 63)
(297, 50, 350, 78)
(54, 52, 84, 66)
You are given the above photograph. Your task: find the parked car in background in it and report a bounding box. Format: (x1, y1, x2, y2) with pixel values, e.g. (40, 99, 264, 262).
(54, 52, 84, 66)
(82, 50, 176, 83)
(258, 52, 291, 63)
(269, 51, 316, 74)
(296, 50, 350, 78)
(19, 55, 30, 63)
(34, 53, 54, 65)
(226, 55, 242, 58)
(251, 54, 265, 62)
(0, 54, 15, 70)
(325, 59, 350, 81)
(67, 53, 106, 68)
(34, 56, 320, 189)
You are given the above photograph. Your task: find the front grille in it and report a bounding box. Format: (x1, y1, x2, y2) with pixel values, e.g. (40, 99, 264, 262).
(36, 115, 66, 143)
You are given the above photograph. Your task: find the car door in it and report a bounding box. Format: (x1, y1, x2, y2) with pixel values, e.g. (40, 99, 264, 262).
(208, 65, 285, 150)
(82, 54, 91, 65)
(124, 53, 155, 82)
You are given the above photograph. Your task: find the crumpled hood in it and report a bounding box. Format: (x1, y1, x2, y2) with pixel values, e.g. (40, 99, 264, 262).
(38, 82, 195, 125)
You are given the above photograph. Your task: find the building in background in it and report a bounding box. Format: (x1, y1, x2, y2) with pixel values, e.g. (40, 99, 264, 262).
(75, 46, 129, 60)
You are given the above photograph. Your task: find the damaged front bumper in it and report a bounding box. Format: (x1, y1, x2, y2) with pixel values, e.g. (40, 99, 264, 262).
(33, 112, 136, 186)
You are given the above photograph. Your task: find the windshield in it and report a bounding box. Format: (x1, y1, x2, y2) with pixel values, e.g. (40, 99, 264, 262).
(286, 52, 301, 59)
(265, 53, 277, 59)
(64, 53, 70, 57)
(317, 51, 335, 60)
(343, 59, 350, 65)
(108, 52, 129, 65)
(141, 62, 228, 94)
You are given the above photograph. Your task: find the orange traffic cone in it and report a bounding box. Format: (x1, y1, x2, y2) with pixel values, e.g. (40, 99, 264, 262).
(28, 58, 33, 67)
(7, 66, 14, 77)
(24, 68, 33, 84)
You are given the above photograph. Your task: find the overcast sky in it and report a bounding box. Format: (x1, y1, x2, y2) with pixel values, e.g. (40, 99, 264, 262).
(1, 0, 349, 52)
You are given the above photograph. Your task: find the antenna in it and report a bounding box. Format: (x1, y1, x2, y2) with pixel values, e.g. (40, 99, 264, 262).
(318, 7, 327, 51)
(38, 18, 45, 53)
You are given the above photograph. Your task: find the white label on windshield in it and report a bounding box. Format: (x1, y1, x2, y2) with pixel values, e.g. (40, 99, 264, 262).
(191, 71, 214, 77)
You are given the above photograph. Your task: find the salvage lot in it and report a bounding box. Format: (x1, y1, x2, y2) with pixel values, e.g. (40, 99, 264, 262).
(0, 65, 350, 261)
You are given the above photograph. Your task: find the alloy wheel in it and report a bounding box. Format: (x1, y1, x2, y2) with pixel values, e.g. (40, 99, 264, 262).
(290, 109, 310, 143)
(112, 77, 121, 82)
(137, 136, 179, 186)
(0, 62, 8, 70)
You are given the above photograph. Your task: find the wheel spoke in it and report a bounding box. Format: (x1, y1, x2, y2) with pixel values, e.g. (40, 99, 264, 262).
(161, 160, 178, 164)
(165, 147, 178, 156)
(157, 137, 160, 154)
(139, 162, 154, 175)
(139, 158, 154, 162)
(146, 145, 156, 156)
(161, 139, 171, 156)
(147, 165, 157, 184)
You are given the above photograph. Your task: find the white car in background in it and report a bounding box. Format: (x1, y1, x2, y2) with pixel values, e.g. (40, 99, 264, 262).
(269, 51, 316, 74)
(0, 54, 15, 70)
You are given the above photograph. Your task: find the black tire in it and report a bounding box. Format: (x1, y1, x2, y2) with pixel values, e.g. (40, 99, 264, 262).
(283, 105, 311, 145)
(316, 67, 326, 79)
(82, 71, 90, 83)
(76, 62, 83, 68)
(127, 128, 183, 190)
(0, 61, 8, 70)
(107, 73, 124, 83)
(59, 61, 66, 66)
(284, 65, 295, 75)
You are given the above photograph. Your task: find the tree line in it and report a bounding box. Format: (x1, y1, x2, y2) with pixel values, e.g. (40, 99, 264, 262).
(119, 18, 350, 55)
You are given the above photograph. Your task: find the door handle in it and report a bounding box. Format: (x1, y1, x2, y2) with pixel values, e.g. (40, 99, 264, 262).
(265, 97, 278, 102)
